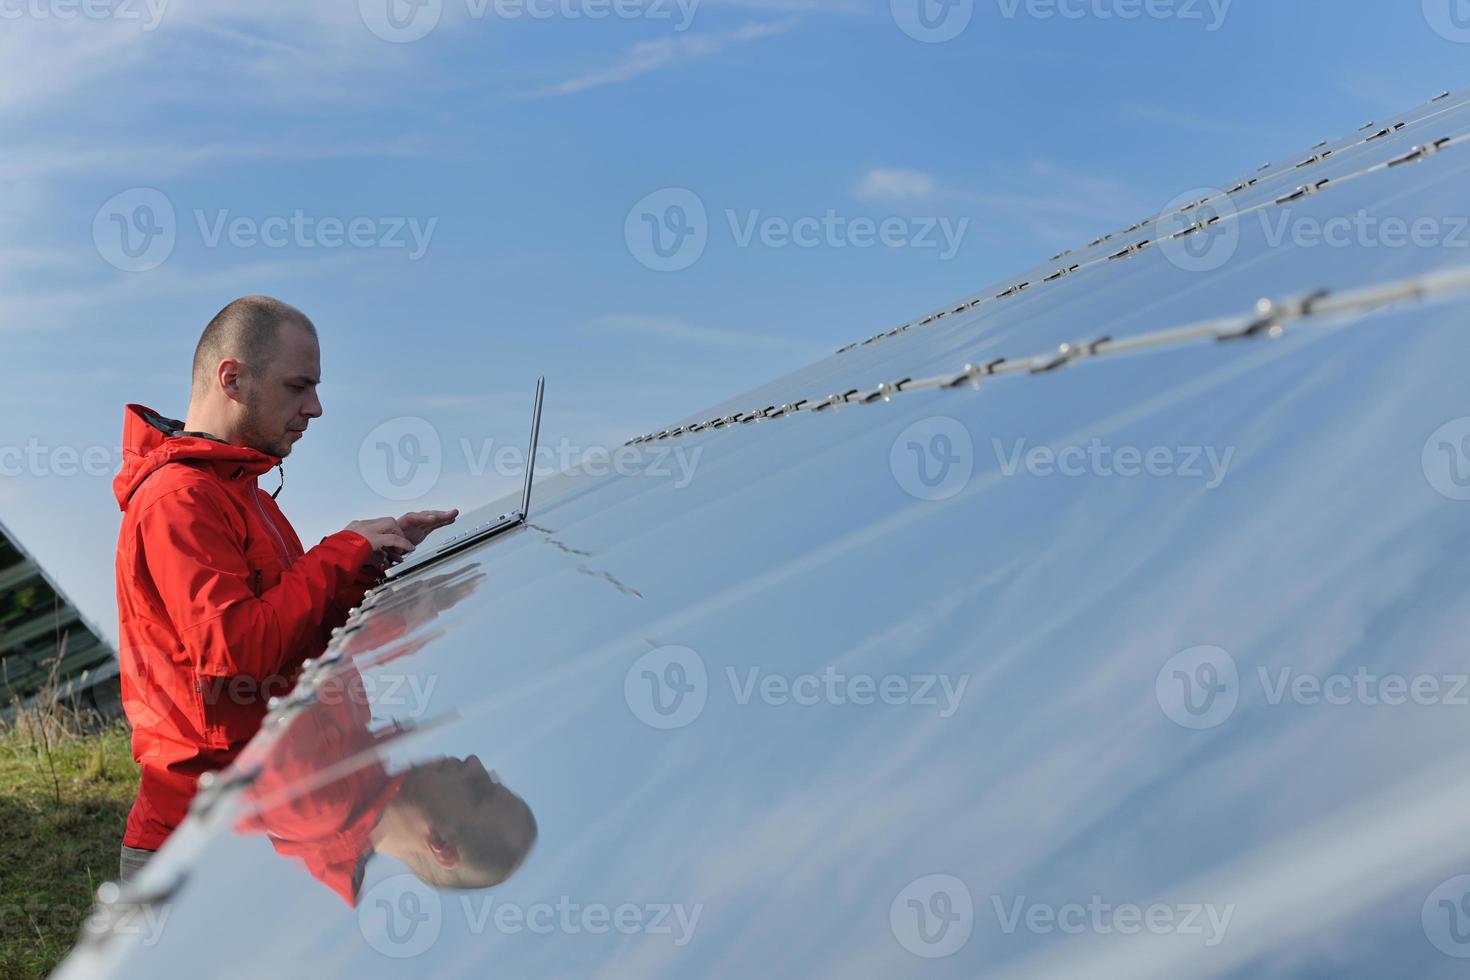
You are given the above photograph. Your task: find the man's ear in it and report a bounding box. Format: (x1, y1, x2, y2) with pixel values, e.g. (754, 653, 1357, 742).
(426, 829, 460, 869)
(217, 358, 245, 401)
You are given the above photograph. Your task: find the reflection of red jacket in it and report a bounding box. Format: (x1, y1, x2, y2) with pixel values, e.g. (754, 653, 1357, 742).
(235, 668, 405, 905)
(113, 404, 377, 850)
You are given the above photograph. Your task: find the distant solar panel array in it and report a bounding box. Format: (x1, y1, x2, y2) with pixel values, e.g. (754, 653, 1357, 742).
(0, 518, 116, 712)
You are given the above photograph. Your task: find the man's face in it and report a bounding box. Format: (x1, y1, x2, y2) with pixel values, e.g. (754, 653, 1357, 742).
(420, 754, 531, 854)
(422, 755, 506, 821)
(239, 320, 322, 458)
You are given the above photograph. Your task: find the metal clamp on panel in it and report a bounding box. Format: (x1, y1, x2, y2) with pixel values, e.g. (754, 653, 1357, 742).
(84, 868, 193, 951)
(856, 379, 913, 403)
(1388, 138, 1452, 167)
(944, 358, 1006, 388)
(314, 647, 344, 668)
(188, 761, 265, 822)
(1170, 216, 1221, 240)
(1216, 290, 1329, 342)
(1030, 337, 1110, 374)
(996, 282, 1030, 299)
(1108, 240, 1150, 261)
(1275, 180, 1330, 204)
(811, 389, 860, 411)
(765, 400, 807, 418)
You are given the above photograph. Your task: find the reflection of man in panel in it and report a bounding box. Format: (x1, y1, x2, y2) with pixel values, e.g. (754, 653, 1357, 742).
(235, 664, 537, 905)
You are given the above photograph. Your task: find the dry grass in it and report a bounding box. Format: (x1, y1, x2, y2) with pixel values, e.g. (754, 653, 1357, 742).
(0, 654, 136, 979)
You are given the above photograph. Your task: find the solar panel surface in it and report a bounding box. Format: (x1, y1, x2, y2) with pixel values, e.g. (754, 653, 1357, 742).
(57, 86, 1470, 980)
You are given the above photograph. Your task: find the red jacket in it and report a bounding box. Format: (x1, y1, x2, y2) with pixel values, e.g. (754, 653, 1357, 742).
(235, 666, 407, 906)
(113, 404, 378, 850)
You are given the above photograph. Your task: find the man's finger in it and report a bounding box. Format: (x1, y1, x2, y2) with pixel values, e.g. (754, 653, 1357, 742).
(403, 509, 458, 526)
(379, 534, 416, 554)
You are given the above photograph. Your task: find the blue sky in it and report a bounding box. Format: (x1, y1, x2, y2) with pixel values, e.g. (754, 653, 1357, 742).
(1, 0, 1466, 639)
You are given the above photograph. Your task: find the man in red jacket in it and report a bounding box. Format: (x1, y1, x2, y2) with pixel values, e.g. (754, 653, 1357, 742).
(113, 295, 458, 883)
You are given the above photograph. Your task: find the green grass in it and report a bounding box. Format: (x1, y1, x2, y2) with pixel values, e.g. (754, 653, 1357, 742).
(0, 708, 137, 979)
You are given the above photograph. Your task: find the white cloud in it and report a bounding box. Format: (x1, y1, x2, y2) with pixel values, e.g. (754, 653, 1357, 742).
(849, 167, 940, 206)
(519, 20, 798, 99)
(0, 133, 445, 183)
(850, 162, 1154, 246)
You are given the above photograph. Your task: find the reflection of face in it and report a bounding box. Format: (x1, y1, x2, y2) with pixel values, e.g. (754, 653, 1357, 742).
(421, 755, 509, 824)
(239, 321, 323, 458)
(413, 755, 536, 885)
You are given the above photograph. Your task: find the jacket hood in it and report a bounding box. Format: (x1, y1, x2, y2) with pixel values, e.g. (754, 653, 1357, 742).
(114, 403, 280, 510)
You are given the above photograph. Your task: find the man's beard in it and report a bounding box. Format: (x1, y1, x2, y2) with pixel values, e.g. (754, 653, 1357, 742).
(240, 401, 292, 458)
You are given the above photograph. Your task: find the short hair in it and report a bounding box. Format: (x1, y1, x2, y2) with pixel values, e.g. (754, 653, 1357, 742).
(192, 296, 316, 391)
(414, 792, 538, 891)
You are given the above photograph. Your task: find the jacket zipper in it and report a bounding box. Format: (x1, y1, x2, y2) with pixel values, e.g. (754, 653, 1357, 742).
(249, 483, 292, 565)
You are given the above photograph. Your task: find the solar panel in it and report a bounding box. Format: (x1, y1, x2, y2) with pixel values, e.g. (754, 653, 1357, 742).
(0, 516, 116, 716)
(59, 86, 1470, 979)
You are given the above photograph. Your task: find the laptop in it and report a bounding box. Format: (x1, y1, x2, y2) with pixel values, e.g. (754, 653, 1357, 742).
(387, 375, 544, 577)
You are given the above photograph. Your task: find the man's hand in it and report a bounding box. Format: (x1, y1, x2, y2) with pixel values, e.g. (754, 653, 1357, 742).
(396, 509, 459, 546)
(345, 517, 416, 571)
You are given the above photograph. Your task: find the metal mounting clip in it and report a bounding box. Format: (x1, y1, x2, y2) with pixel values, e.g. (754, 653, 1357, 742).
(1275, 180, 1330, 204)
(1388, 138, 1452, 167)
(1216, 290, 1329, 342)
(944, 358, 1006, 387)
(1031, 337, 1110, 373)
